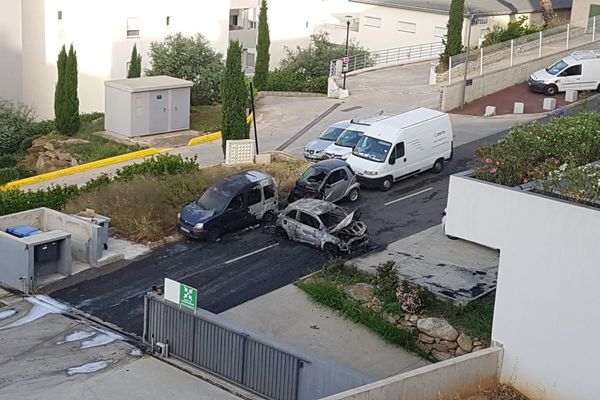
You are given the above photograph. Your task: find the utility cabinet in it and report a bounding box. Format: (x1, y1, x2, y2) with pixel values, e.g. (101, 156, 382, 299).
(104, 76, 193, 137)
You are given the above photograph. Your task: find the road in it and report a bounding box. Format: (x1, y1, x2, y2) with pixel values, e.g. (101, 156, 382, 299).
(49, 129, 507, 336)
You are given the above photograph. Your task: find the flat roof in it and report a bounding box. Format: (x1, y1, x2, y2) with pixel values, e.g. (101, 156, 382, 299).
(104, 75, 193, 93)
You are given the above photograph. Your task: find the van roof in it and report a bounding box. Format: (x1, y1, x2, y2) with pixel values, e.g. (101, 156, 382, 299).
(213, 170, 274, 197)
(356, 107, 447, 142)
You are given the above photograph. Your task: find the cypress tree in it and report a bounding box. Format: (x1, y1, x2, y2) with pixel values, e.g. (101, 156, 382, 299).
(63, 44, 80, 135)
(54, 45, 68, 131)
(221, 40, 249, 155)
(127, 44, 142, 78)
(254, 0, 270, 90)
(440, 0, 465, 70)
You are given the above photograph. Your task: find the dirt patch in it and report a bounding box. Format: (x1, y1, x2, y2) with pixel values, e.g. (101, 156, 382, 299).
(450, 82, 575, 116)
(463, 384, 529, 400)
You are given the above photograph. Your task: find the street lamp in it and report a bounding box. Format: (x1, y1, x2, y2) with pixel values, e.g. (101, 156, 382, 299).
(245, 67, 259, 155)
(343, 15, 352, 90)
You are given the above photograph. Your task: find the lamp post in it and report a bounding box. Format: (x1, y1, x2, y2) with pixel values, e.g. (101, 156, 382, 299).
(460, 9, 478, 109)
(343, 15, 352, 89)
(245, 67, 259, 155)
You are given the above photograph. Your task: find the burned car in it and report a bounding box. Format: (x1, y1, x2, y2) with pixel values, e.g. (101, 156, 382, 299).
(177, 171, 278, 241)
(276, 199, 369, 255)
(288, 160, 360, 204)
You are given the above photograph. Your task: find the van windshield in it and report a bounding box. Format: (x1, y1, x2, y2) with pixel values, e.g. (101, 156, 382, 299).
(335, 129, 364, 148)
(352, 136, 392, 163)
(319, 126, 347, 141)
(196, 187, 229, 212)
(546, 60, 569, 75)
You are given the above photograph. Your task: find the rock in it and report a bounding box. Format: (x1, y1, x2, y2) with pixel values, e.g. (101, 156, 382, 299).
(416, 318, 459, 341)
(57, 138, 89, 145)
(418, 342, 433, 353)
(387, 315, 397, 325)
(35, 156, 47, 171)
(56, 151, 72, 161)
(409, 315, 419, 323)
(392, 314, 402, 322)
(457, 333, 474, 353)
(455, 347, 468, 357)
(419, 333, 435, 344)
(431, 350, 453, 361)
(400, 320, 415, 327)
(440, 340, 458, 350)
(472, 346, 483, 352)
(43, 141, 55, 151)
(433, 343, 451, 353)
(70, 158, 78, 167)
(473, 341, 482, 347)
(371, 305, 382, 313)
(404, 314, 411, 321)
(344, 283, 375, 302)
(371, 297, 382, 306)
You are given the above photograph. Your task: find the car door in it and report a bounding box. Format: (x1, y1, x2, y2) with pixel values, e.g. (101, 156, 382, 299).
(297, 211, 323, 247)
(389, 142, 409, 179)
(220, 193, 248, 232)
(322, 168, 349, 202)
(246, 186, 263, 224)
(558, 64, 584, 91)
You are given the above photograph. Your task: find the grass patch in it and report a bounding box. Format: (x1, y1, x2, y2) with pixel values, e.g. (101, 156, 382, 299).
(296, 277, 428, 358)
(190, 105, 222, 133)
(426, 294, 495, 341)
(64, 156, 311, 243)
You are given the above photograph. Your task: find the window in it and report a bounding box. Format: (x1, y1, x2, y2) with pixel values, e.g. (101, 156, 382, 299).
(398, 21, 416, 33)
(264, 184, 275, 199)
(395, 142, 405, 159)
(286, 209, 298, 220)
(560, 65, 582, 76)
(364, 16, 381, 28)
(299, 212, 320, 229)
(327, 169, 348, 184)
(166, 16, 171, 26)
(247, 188, 262, 205)
(127, 17, 141, 38)
(228, 194, 244, 210)
(57, 10, 63, 21)
(434, 26, 447, 38)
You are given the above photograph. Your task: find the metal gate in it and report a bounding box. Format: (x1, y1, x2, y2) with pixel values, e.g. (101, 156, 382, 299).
(143, 293, 306, 400)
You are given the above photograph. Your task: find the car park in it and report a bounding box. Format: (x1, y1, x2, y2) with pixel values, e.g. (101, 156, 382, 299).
(177, 171, 278, 241)
(288, 159, 360, 204)
(304, 121, 351, 160)
(276, 199, 369, 255)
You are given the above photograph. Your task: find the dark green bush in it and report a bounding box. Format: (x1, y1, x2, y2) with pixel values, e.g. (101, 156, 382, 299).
(114, 154, 199, 181)
(0, 99, 35, 155)
(375, 261, 400, 297)
(25, 119, 55, 137)
(19, 135, 41, 152)
(0, 185, 80, 216)
(482, 16, 541, 47)
(0, 166, 35, 185)
(264, 70, 328, 93)
(0, 155, 17, 168)
(79, 112, 104, 123)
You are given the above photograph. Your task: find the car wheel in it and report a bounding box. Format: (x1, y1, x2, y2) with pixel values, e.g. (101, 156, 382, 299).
(207, 230, 220, 242)
(380, 176, 393, 192)
(597, 84, 600, 93)
(544, 84, 558, 96)
(275, 226, 289, 239)
(346, 188, 360, 202)
(432, 158, 444, 174)
(262, 210, 276, 224)
(323, 243, 340, 256)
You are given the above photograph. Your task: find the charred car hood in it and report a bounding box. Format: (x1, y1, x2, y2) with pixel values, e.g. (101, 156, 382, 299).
(180, 203, 217, 225)
(330, 211, 364, 234)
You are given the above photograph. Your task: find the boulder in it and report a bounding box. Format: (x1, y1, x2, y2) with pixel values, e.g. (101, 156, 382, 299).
(433, 342, 451, 353)
(457, 333, 474, 353)
(409, 314, 419, 324)
(440, 340, 458, 350)
(344, 283, 375, 302)
(417, 318, 459, 341)
(455, 347, 469, 357)
(43, 141, 55, 151)
(473, 341, 482, 347)
(70, 158, 79, 167)
(387, 315, 397, 325)
(35, 156, 47, 171)
(418, 342, 433, 353)
(431, 350, 453, 361)
(418, 333, 435, 344)
(56, 151, 72, 161)
(472, 345, 483, 352)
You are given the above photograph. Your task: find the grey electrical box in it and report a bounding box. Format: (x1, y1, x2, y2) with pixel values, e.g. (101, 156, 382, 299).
(34, 241, 59, 263)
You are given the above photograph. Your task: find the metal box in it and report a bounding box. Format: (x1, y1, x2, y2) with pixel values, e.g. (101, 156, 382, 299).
(34, 241, 59, 263)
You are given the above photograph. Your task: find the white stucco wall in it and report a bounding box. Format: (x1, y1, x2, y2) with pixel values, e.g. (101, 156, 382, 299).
(571, 0, 600, 24)
(446, 174, 600, 400)
(0, 0, 24, 102)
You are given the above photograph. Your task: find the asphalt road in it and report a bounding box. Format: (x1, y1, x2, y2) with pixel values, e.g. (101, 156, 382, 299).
(48, 127, 511, 336)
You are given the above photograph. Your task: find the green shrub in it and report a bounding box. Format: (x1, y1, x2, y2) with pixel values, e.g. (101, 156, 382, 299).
(0, 155, 17, 168)
(264, 70, 328, 93)
(0, 99, 35, 155)
(0, 184, 80, 216)
(375, 261, 400, 297)
(0, 166, 35, 185)
(19, 135, 41, 152)
(79, 112, 104, 123)
(114, 154, 199, 181)
(482, 16, 541, 46)
(25, 119, 55, 137)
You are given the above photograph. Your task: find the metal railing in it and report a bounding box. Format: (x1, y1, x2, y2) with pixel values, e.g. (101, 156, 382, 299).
(330, 41, 444, 77)
(445, 16, 600, 84)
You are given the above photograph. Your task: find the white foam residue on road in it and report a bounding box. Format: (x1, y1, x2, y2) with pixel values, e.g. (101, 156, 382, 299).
(57, 330, 96, 344)
(0, 295, 68, 330)
(130, 348, 142, 357)
(67, 360, 111, 376)
(80, 328, 123, 349)
(0, 310, 17, 320)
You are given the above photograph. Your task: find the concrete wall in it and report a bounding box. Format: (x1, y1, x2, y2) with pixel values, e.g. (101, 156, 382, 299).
(105, 84, 132, 136)
(571, 0, 600, 24)
(0, 209, 43, 232)
(0, 0, 23, 101)
(321, 347, 502, 400)
(446, 174, 600, 400)
(0, 231, 31, 293)
(440, 41, 596, 112)
(41, 208, 100, 264)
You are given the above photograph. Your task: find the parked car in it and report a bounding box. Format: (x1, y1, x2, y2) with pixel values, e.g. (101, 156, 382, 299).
(288, 160, 360, 204)
(528, 50, 600, 96)
(304, 121, 351, 160)
(276, 199, 369, 255)
(347, 107, 454, 191)
(177, 171, 278, 241)
(324, 128, 365, 160)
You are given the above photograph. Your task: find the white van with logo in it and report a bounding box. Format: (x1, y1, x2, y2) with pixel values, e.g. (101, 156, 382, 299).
(528, 50, 600, 96)
(346, 108, 453, 191)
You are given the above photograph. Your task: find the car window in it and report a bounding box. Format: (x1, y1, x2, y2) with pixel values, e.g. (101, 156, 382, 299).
(395, 142, 405, 159)
(561, 64, 581, 76)
(248, 188, 262, 205)
(327, 169, 348, 184)
(546, 60, 568, 75)
(228, 193, 244, 210)
(335, 130, 364, 148)
(299, 212, 320, 229)
(286, 209, 298, 219)
(264, 184, 275, 199)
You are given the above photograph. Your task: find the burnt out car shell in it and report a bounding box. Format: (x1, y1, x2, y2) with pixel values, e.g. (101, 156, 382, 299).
(177, 170, 278, 239)
(288, 159, 360, 204)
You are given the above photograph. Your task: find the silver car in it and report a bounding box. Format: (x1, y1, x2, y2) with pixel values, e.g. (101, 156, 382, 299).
(276, 199, 369, 255)
(304, 121, 351, 160)
(288, 160, 360, 204)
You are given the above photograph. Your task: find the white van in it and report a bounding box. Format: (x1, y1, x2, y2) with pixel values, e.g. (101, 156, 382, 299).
(528, 50, 600, 96)
(346, 108, 453, 191)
